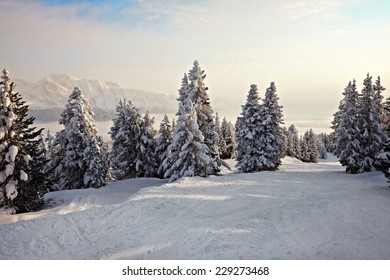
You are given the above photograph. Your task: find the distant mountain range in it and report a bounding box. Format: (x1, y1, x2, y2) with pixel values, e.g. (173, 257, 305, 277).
(14, 74, 177, 122)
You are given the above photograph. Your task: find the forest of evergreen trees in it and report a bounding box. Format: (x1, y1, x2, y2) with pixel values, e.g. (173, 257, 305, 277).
(0, 64, 389, 214)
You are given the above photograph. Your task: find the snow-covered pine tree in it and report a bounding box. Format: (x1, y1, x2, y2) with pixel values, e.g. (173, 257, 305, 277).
(336, 80, 365, 173)
(136, 111, 158, 178)
(318, 133, 332, 153)
(373, 76, 386, 138)
(50, 87, 108, 190)
(300, 135, 310, 162)
(45, 129, 56, 160)
(357, 74, 384, 172)
(317, 136, 328, 159)
(109, 99, 143, 180)
(304, 129, 319, 163)
(332, 83, 349, 157)
(384, 96, 390, 130)
(377, 114, 390, 185)
(171, 118, 176, 132)
(215, 112, 228, 159)
(235, 84, 265, 172)
(177, 73, 190, 108)
(156, 114, 173, 178)
(97, 136, 112, 182)
(160, 75, 189, 177)
(256, 82, 285, 170)
(221, 117, 236, 159)
(235, 116, 244, 164)
(82, 136, 112, 188)
(13, 134, 51, 213)
(0, 69, 48, 213)
(287, 124, 301, 160)
(280, 126, 288, 159)
(187, 61, 220, 174)
(163, 91, 212, 182)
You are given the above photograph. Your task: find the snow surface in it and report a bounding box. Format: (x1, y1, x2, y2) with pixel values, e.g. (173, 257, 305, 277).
(1, 155, 390, 260)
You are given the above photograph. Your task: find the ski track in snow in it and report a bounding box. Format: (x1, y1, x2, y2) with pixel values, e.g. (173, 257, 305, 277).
(1, 155, 390, 259)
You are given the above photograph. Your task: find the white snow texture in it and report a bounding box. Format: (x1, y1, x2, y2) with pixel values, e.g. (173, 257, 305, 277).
(1, 155, 390, 260)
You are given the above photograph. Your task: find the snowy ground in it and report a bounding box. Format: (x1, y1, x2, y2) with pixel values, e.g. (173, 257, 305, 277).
(1, 155, 390, 260)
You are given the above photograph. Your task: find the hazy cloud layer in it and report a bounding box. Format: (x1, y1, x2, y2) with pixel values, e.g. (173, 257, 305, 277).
(1, 0, 389, 132)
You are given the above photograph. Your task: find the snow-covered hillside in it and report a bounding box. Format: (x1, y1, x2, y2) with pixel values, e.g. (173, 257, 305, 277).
(14, 74, 177, 121)
(1, 155, 390, 260)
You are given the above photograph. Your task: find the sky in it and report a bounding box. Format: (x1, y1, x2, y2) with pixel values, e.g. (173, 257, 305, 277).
(1, 0, 390, 132)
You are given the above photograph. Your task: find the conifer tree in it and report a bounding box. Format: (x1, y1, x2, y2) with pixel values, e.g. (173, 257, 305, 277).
(300, 135, 310, 162)
(304, 129, 319, 163)
(0, 69, 48, 213)
(109, 100, 143, 180)
(163, 92, 212, 182)
(373, 76, 386, 139)
(357, 74, 384, 172)
(50, 87, 108, 190)
(332, 84, 348, 157)
(337, 80, 364, 173)
(13, 135, 51, 213)
(136, 111, 158, 178)
(215, 112, 228, 159)
(317, 136, 328, 159)
(156, 114, 173, 178)
(280, 126, 288, 159)
(187, 61, 220, 174)
(378, 119, 390, 185)
(287, 124, 301, 160)
(45, 129, 56, 160)
(256, 82, 285, 170)
(221, 117, 236, 159)
(235, 84, 265, 172)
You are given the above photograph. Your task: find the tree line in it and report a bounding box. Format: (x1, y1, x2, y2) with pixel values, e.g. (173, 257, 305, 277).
(1, 64, 387, 214)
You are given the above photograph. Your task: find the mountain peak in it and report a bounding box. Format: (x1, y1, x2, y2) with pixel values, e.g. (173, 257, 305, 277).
(15, 74, 177, 122)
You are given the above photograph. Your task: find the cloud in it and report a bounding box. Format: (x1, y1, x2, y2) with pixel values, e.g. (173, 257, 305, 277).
(1, 0, 389, 130)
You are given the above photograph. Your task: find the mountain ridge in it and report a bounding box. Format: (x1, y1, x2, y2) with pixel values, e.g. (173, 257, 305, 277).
(13, 74, 177, 122)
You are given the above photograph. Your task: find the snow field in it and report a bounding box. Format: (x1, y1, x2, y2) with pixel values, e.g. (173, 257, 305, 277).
(1, 155, 390, 259)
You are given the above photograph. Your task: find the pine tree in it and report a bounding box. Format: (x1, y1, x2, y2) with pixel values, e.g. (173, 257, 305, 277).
(156, 114, 173, 178)
(109, 100, 143, 180)
(383, 94, 390, 131)
(82, 136, 110, 188)
(235, 84, 265, 172)
(215, 112, 228, 159)
(163, 93, 212, 182)
(187, 61, 220, 174)
(337, 80, 364, 173)
(50, 87, 108, 190)
(45, 129, 56, 160)
(287, 124, 301, 160)
(0, 69, 48, 213)
(358, 74, 384, 172)
(280, 126, 288, 159)
(332, 83, 349, 157)
(373, 76, 386, 139)
(136, 111, 158, 178)
(256, 82, 285, 170)
(317, 136, 328, 159)
(378, 116, 390, 185)
(305, 129, 319, 163)
(221, 118, 236, 159)
(300, 135, 310, 162)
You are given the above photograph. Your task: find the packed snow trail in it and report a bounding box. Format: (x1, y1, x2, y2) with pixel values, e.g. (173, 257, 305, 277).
(1, 155, 390, 259)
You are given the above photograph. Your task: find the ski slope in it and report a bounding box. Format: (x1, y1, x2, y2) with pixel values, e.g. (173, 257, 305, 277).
(1, 155, 390, 260)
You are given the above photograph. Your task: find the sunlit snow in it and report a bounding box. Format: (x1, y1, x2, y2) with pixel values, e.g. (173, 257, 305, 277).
(1, 155, 390, 260)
